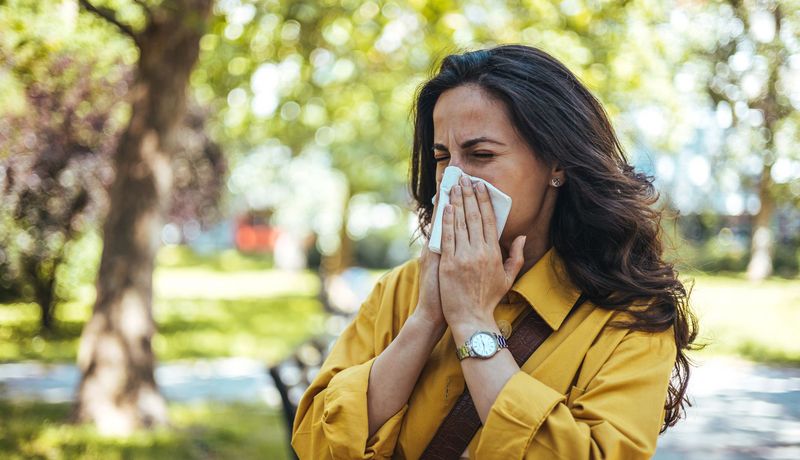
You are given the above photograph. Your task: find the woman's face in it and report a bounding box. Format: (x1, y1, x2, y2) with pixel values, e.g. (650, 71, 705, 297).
(431, 84, 561, 250)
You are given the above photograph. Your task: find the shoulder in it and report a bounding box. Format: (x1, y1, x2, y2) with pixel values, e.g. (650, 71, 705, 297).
(375, 257, 420, 290)
(606, 299, 678, 349)
(602, 310, 677, 367)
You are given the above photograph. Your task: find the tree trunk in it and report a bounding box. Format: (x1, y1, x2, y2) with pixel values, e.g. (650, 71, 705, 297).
(23, 255, 57, 333)
(744, 4, 783, 281)
(322, 187, 354, 276)
(74, 2, 212, 435)
(747, 163, 775, 281)
(35, 274, 56, 334)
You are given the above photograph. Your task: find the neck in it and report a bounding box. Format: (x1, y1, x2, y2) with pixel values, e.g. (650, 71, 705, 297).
(502, 186, 559, 281)
(501, 232, 551, 282)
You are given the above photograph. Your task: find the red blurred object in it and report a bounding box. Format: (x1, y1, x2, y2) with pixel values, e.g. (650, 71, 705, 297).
(234, 212, 279, 253)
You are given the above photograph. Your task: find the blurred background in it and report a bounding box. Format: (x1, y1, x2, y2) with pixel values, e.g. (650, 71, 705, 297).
(0, 0, 798, 458)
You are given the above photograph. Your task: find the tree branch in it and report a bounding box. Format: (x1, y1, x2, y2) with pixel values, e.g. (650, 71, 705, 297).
(79, 0, 141, 47)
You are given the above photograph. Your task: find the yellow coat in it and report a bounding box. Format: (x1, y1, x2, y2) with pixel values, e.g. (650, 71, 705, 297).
(292, 249, 676, 459)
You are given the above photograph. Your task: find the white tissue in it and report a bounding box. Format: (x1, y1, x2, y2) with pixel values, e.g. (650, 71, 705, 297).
(428, 166, 512, 254)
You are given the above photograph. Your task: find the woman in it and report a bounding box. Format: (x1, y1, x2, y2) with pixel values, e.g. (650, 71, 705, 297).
(291, 44, 698, 459)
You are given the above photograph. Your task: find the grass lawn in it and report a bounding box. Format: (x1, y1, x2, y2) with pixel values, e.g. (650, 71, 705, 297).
(687, 273, 800, 364)
(0, 401, 292, 459)
(0, 247, 327, 365)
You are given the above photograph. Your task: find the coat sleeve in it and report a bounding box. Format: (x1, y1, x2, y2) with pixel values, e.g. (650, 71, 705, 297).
(474, 327, 677, 459)
(291, 265, 414, 459)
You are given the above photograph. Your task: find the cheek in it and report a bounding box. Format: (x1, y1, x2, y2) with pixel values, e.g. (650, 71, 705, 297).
(505, 178, 548, 223)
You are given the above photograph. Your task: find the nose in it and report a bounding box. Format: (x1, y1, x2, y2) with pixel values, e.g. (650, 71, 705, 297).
(446, 153, 470, 174)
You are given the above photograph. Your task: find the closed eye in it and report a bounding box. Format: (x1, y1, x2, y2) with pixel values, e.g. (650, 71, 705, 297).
(434, 152, 495, 163)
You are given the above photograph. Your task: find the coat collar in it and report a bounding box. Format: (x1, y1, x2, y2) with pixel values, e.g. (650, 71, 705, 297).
(509, 247, 582, 331)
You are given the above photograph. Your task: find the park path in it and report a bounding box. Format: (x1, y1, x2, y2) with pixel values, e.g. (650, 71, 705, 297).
(654, 356, 800, 459)
(0, 357, 282, 406)
(1, 356, 798, 459)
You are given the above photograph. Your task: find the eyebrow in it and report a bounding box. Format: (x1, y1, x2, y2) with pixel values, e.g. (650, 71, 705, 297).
(431, 136, 506, 153)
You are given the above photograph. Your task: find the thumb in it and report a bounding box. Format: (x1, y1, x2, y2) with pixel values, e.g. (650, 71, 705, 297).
(503, 235, 527, 282)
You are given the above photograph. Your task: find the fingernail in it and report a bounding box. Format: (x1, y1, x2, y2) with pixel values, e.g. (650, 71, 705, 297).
(454, 185, 461, 195)
(477, 182, 486, 193)
(460, 176, 470, 186)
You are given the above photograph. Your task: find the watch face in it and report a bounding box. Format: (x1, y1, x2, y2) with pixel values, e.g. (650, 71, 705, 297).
(470, 332, 498, 357)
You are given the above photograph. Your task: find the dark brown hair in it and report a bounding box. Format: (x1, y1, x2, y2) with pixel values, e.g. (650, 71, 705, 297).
(409, 44, 699, 432)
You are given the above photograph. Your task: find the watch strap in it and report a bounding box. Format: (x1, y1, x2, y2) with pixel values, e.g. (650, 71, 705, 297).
(455, 332, 508, 361)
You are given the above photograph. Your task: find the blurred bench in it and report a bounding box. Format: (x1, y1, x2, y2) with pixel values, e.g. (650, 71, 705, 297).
(268, 267, 375, 458)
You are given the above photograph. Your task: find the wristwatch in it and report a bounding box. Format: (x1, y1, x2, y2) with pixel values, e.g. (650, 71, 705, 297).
(456, 331, 508, 360)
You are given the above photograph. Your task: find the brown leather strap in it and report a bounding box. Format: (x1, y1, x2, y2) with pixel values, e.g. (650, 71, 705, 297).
(420, 295, 585, 460)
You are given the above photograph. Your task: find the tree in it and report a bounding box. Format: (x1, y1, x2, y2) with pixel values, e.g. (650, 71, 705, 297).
(682, 0, 799, 279)
(0, 46, 129, 332)
(0, 1, 227, 333)
(73, 0, 213, 434)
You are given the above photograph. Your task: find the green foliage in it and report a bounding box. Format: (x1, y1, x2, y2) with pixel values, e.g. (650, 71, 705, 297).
(772, 241, 800, 278)
(668, 213, 800, 277)
(0, 401, 291, 459)
(0, 2, 126, 329)
(54, 231, 104, 304)
(0, 48, 128, 329)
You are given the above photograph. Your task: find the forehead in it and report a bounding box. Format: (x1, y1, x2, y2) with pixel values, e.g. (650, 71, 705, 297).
(432, 85, 514, 140)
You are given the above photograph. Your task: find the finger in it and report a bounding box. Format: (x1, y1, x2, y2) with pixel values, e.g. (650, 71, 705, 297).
(451, 184, 469, 248)
(459, 176, 484, 245)
(474, 181, 497, 243)
(503, 235, 527, 283)
(441, 204, 455, 256)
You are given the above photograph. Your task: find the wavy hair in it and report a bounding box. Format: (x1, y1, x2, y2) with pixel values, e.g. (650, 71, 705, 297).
(408, 44, 699, 432)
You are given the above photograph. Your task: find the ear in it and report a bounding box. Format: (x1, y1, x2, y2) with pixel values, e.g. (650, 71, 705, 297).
(549, 164, 566, 188)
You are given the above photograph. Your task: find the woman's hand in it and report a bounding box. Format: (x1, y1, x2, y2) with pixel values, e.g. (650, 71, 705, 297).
(411, 192, 447, 334)
(439, 175, 527, 332)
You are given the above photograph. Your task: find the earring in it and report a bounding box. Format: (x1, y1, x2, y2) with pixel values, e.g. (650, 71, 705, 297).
(550, 178, 562, 187)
